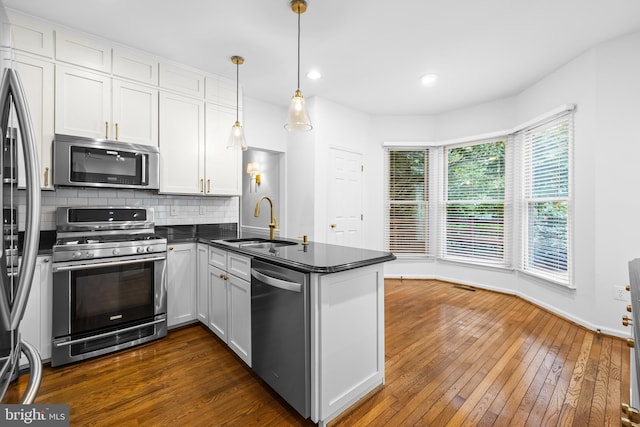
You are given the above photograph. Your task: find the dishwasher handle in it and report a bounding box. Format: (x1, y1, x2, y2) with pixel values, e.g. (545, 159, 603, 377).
(251, 268, 302, 293)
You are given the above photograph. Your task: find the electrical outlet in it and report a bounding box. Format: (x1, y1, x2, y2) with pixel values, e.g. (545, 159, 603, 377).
(170, 206, 178, 216)
(199, 206, 206, 215)
(614, 286, 627, 301)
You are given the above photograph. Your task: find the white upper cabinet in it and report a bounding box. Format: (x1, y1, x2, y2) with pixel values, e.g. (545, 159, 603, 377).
(159, 63, 204, 98)
(55, 64, 110, 139)
(8, 12, 54, 58)
(159, 91, 205, 194)
(205, 76, 241, 109)
(112, 79, 158, 146)
(12, 54, 55, 189)
(55, 31, 111, 73)
(55, 64, 159, 145)
(205, 103, 241, 196)
(112, 47, 158, 86)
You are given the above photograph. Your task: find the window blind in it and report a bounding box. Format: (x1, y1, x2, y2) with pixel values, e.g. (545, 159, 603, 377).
(443, 139, 510, 265)
(522, 112, 573, 284)
(385, 149, 430, 255)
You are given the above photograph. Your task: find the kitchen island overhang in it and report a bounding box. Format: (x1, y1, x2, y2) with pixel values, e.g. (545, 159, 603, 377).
(208, 238, 394, 426)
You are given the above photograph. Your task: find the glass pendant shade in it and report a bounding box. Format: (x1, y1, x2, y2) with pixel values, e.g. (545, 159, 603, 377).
(285, 89, 312, 131)
(227, 120, 247, 151)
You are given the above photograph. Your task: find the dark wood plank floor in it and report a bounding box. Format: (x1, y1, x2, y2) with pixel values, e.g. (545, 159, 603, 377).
(3, 279, 629, 426)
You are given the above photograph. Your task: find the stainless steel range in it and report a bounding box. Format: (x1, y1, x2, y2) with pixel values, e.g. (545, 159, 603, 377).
(51, 207, 167, 367)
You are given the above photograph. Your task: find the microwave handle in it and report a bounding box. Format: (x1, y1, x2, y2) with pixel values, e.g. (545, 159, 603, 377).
(142, 154, 147, 184)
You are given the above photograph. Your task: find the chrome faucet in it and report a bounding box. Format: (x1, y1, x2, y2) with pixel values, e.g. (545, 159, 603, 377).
(254, 196, 278, 240)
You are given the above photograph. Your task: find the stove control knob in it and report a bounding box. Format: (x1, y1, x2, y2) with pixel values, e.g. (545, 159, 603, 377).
(146, 246, 153, 253)
(85, 252, 94, 258)
(72, 251, 82, 259)
(137, 247, 145, 254)
(113, 248, 120, 256)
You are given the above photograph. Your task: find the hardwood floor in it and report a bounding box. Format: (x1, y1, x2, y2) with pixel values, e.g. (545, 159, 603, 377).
(3, 279, 629, 426)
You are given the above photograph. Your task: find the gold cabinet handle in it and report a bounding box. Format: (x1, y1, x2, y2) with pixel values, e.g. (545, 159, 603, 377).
(330, 224, 336, 228)
(105, 121, 109, 139)
(628, 305, 633, 313)
(627, 338, 635, 348)
(200, 178, 204, 193)
(627, 284, 631, 291)
(44, 167, 49, 187)
(115, 123, 119, 141)
(623, 315, 633, 326)
(207, 179, 211, 193)
(169, 246, 174, 251)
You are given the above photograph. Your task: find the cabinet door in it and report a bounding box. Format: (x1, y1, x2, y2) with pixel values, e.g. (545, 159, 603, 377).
(167, 243, 197, 328)
(55, 65, 110, 139)
(13, 54, 55, 189)
(208, 264, 228, 342)
(159, 91, 204, 194)
(55, 30, 111, 73)
(205, 103, 241, 195)
(112, 79, 158, 146)
(196, 244, 209, 324)
(227, 275, 251, 367)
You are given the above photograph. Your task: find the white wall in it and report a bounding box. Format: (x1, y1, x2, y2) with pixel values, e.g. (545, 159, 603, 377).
(243, 96, 287, 153)
(377, 31, 640, 337)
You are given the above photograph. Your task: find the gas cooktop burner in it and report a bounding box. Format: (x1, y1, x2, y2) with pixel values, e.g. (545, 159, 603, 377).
(55, 233, 162, 246)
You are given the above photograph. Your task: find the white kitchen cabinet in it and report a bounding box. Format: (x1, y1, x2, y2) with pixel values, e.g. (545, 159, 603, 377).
(207, 246, 251, 366)
(20, 255, 53, 367)
(167, 243, 197, 328)
(204, 76, 239, 109)
(159, 63, 204, 98)
(112, 47, 158, 86)
(112, 79, 158, 146)
(55, 30, 111, 73)
(8, 12, 54, 58)
(159, 91, 205, 194)
(204, 103, 242, 195)
(196, 243, 209, 324)
(54, 64, 110, 139)
(12, 54, 55, 189)
(55, 64, 159, 145)
(208, 264, 228, 340)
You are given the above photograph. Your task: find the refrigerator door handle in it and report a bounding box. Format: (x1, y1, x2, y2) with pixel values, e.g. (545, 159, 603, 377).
(0, 69, 41, 330)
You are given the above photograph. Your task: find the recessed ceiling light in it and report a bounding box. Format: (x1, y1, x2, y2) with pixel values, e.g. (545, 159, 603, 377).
(420, 74, 438, 86)
(307, 70, 322, 80)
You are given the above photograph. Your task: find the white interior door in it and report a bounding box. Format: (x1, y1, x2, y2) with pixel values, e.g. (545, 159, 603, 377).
(328, 148, 363, 247)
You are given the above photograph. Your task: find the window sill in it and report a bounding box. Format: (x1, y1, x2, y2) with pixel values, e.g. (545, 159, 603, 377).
(438, 256, 514, 273)
(517, 269, 575, 290)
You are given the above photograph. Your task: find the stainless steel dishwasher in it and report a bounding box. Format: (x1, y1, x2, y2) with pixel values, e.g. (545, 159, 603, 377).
(251, 259, 310, 418)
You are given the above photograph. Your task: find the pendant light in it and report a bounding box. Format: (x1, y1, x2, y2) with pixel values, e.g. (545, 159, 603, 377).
(227, 55, 248, 150)
(285, 0, 313, 131)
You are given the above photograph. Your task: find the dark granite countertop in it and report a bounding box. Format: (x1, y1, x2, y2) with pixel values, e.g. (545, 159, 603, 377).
(155, 223, 238, 243)
(206, 237, 396, 274)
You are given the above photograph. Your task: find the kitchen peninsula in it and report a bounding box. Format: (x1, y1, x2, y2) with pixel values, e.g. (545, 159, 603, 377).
(206, 236, 395, 427)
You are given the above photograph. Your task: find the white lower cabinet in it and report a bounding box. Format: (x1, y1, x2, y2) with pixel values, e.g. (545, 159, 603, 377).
(167, 243, 197, 328)
(206, 246, 251, 367)
(20, 255, 53, 367)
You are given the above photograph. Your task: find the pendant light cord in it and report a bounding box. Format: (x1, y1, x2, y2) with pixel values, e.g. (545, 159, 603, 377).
(297, 7, 301, 90)
(236, 61, 239, 122)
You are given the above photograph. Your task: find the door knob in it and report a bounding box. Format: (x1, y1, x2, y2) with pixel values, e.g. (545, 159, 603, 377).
(330, 224, 336, 228)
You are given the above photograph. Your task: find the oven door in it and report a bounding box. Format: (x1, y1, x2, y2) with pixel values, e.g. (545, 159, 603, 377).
(52, 253, 166, 339)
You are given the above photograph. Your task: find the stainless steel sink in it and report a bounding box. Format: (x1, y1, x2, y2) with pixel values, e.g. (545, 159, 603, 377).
(218, 238, 298, 248)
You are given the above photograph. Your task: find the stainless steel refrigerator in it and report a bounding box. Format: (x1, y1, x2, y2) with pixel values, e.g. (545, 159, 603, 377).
(0, 68, 42, 403)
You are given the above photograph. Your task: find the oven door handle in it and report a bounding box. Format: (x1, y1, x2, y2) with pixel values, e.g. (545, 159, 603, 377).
(53, 318, 166, 347)
(52, 256, 166, 272)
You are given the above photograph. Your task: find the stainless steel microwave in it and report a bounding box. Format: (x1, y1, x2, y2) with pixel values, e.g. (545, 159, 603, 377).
(53, 134, 160, 190)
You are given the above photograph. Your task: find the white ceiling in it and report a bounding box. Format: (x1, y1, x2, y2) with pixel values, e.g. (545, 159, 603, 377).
(4, 0, 640, 116)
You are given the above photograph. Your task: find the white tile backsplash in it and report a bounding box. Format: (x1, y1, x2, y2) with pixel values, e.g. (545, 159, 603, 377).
(17, 188, 239, 230)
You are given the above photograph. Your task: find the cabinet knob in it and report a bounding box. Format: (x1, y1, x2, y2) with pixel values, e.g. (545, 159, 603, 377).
(330, 224, 336, 229)
(627, 284, 631, 292)
(628, 305, 633, 313)
(169, 246, 174, 251)
(43, 258, 49, 263)
(627, 338, 635, 348)
(622, 403, 640, 423)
